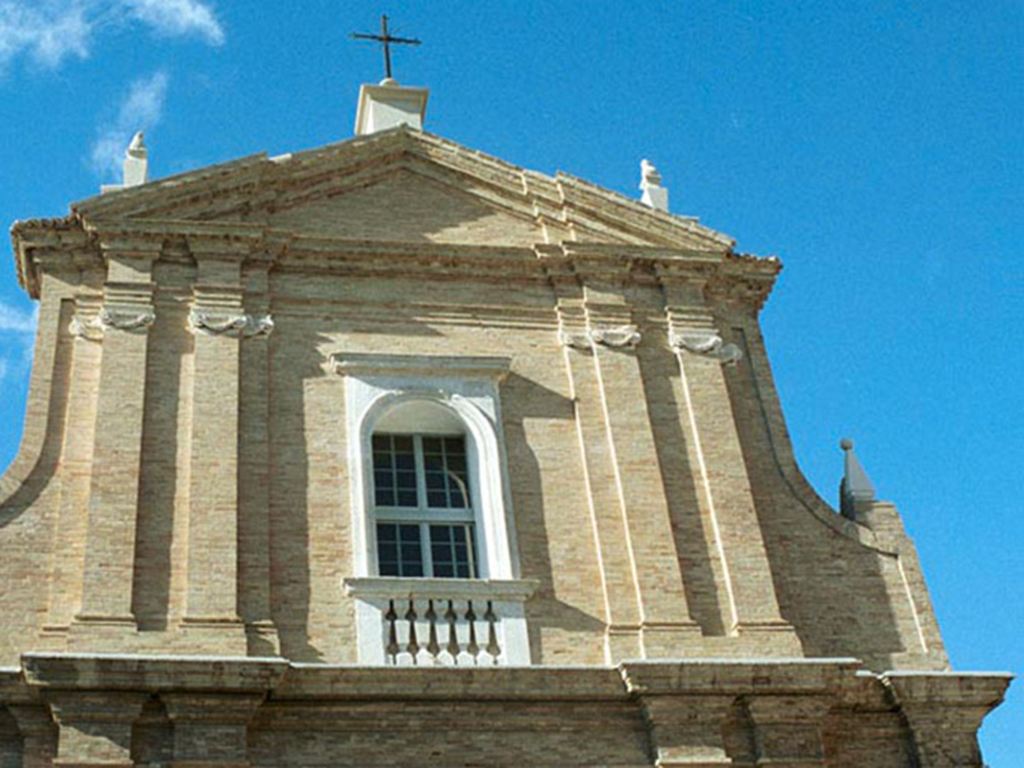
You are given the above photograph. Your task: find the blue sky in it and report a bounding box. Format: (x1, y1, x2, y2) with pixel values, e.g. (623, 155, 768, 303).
(0, 0, 1020, 760)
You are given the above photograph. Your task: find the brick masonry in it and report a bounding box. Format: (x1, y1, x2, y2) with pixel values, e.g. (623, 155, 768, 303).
(0, 127, 1009, 765)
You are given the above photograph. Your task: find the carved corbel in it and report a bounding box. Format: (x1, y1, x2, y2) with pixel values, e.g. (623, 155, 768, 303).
(69, 315, 104, 341)
(669, 329, 743, 365)
(591, 324, 642, 348)
(100, 307, 156, 332)
(188, 310, 274, 338)
(558, 329, 593, 350)
(71, 307, 155, 339)
(558, 325, 642, 349)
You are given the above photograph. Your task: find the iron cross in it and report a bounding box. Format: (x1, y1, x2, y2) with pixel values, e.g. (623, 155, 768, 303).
(351, 14, 421, 80)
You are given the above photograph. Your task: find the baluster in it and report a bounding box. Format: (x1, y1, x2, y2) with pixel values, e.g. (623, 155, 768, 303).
(465, 600, 481, 665)
(484, 600, 501, 665)
(396, 599, 418, 666)
(454, 599, 476, 666)
(425, 599, 441, 663)
(413, 598, 433, 665)
(385, 600, 400, 665)
(442, 600, 460, 665)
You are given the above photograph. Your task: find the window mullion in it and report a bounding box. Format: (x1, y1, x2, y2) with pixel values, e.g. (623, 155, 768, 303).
(414, 435, 427, 511)
(414, 437, 432, 577)
(421, 522, 433, 577)
(466, 524, 476, 579)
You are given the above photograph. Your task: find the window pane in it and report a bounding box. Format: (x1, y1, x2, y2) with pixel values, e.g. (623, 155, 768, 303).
(399, 522, 424, 577)
(429, 524, 475, 578)
(377, 523, 425, 577)
(376, 524, 399, 576)
(373, 434, 419, 508)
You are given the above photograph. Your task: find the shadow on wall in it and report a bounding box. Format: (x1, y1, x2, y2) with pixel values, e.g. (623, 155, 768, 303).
(501, 371, 607, 664)
(0, 300, 74, 529)
(0, 706, 24, 768)
(268, 305, 448, 662)
(637, 330, 729, 637)
(133, 298, 191, 631)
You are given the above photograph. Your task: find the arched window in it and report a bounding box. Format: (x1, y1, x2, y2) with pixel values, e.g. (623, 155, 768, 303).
(332, 352, 520, 581)
(333, 353, 536, 666)
(371, 400, 478, 578)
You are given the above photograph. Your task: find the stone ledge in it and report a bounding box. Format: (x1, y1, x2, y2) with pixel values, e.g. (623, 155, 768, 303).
(343, 576, 538, 602)
(619, 657, 863, 696)
(277, 664, 627, 700)
(21, 653, 288, 692)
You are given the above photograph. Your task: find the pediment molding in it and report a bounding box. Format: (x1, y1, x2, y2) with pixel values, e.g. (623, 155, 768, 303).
(65, 128, 732, 249)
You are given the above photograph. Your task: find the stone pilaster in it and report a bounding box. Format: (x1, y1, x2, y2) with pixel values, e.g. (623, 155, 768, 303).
(45, 285, 103, 636)
(885, 672, 1011, 768)
(6, 704, 59, 768)
(237, 263, 280, 656)
(181, 243, 258, 651)
(636, 694, 734, 767)
(577, 265, 699, 658)
(746, 695, 830, 767)
(72, 241, 160, 642)
(45, 691, 147, 768)
(162, 693, 265, 768)
(658, 270, 799, 652)
(550, 261, 644, 662)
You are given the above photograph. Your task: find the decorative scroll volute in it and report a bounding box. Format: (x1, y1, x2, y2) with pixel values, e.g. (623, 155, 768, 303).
(187, 310, 274, 338)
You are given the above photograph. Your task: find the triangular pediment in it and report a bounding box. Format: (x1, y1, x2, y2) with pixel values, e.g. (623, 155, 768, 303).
(266, 168, 541, 246)
(67, 127, 735, 251)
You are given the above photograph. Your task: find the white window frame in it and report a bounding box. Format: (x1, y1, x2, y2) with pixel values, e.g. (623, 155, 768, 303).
(331, 352, 519, 581)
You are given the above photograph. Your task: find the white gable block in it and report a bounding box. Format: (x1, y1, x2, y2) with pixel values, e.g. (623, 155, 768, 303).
(355, 79, 429, 135)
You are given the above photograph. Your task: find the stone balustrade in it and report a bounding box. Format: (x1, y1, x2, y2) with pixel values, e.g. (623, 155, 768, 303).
(343, 577, 538, 666)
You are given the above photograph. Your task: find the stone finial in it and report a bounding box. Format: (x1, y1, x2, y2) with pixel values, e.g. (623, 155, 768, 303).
(839, 438, 877, 520)
(123, 132, 148, 187)
(101, 132, 150, 194)
(639, 159, 669, 212)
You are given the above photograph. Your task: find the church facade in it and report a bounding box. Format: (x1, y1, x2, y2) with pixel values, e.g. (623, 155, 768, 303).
(0, 81, 1009, 766)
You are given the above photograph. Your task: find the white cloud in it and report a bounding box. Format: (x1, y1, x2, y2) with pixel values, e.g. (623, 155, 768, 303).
(122, 0, 223, 45)
(0, 300, 37, 387)
(0, 2, 91, 69)
(91, 70, 168, 178)
(0, 0, 223, 72)
(0, 301, 38, 334)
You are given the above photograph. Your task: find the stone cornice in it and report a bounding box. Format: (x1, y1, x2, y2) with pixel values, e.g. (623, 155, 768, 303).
(11, 128, 783, 297)
(12, 216, 782, 307)
(61, 127, 733, 248)
(329, 352, 511, 380)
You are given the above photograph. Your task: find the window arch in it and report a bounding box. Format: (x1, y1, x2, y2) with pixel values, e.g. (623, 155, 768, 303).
(333, 353, 518, 582)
